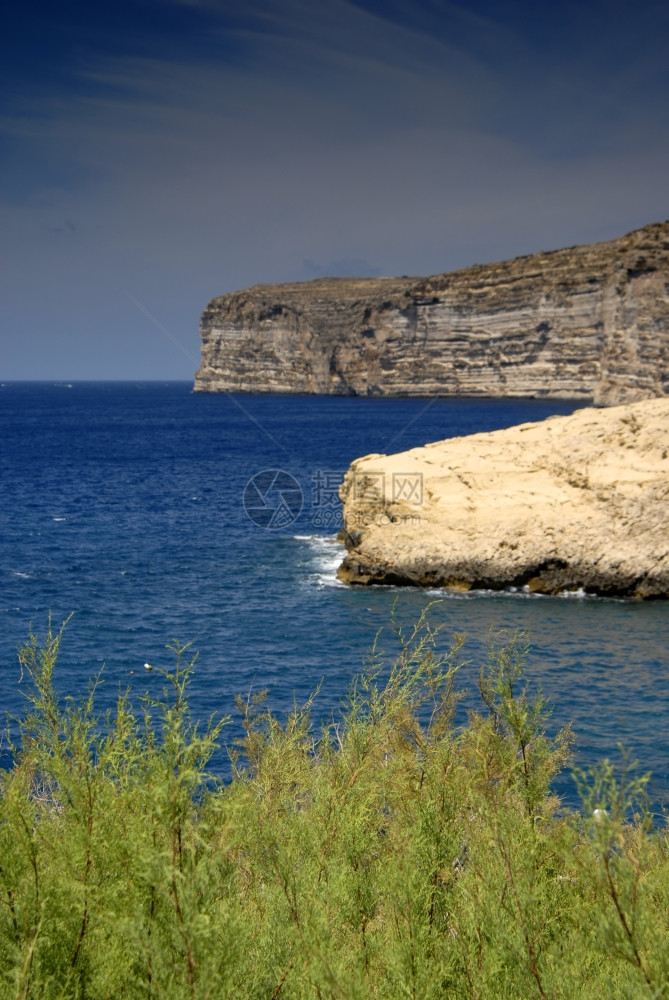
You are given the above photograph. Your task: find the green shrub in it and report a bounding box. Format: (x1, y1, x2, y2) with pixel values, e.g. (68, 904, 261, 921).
(0, 612, 667, 999)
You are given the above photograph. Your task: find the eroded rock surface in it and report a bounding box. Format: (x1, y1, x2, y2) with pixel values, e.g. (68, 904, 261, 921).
(195, 222, 669, 405)
(336, 398, 669, 598)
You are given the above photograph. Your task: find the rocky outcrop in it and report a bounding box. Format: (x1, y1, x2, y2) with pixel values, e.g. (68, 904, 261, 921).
(336, 398, 669, 598)
(195, 222, 669, 405)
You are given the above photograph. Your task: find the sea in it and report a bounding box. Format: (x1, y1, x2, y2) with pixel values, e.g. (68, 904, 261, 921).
(1, 382, 667, 817)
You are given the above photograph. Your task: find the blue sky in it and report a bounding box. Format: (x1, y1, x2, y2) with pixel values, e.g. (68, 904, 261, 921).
(2, 0, 668, 379)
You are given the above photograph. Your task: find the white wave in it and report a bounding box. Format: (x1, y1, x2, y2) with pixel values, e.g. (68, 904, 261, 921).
(294, 536, 603, 600)
(427, 585, 598, 601)
(292, 534, 338, 541)
(294, 534, 346, 588)
(11, 571, 31, 579)
(53, 516, 67, 521)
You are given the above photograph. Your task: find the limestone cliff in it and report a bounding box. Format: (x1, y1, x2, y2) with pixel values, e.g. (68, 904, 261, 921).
(195, 222, 669, 405)
(336, 398, 669, 599)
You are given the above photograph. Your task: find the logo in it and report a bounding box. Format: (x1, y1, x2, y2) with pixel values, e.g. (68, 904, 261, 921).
(243, 470, 304, 529)
(392, 473, 423, 504)
(352, 472, 386, 503)
(243, 468, 424, 531)
(352, 471, 424, 505)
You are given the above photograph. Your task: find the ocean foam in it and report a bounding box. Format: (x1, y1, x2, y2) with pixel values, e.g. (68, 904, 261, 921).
(294, 534, 346, 588)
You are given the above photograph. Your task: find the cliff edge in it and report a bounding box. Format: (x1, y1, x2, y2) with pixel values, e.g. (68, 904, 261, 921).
(336, 397, 669, 598)
(195, 222, 669, 405)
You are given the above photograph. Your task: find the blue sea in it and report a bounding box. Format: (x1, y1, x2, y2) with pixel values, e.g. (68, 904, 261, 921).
(1, 382, 667, 816)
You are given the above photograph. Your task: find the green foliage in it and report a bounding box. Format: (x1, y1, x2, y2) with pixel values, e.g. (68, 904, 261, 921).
(0, 613, 667, 999)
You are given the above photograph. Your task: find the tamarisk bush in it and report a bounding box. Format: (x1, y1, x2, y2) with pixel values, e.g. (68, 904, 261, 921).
(0, 613, 667, 999)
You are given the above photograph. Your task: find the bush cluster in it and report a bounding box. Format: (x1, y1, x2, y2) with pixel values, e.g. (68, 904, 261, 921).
(1, 612, 667, 999)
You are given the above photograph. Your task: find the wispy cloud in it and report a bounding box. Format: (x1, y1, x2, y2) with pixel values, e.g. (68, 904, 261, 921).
(1, 0, 668, 378)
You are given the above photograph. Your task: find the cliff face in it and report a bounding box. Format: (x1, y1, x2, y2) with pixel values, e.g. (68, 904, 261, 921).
(336, 398, 669, 599)
(194, 222, 669, 405)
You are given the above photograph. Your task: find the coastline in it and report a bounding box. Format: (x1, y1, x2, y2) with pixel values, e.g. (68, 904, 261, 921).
(337, 398, 669, 599)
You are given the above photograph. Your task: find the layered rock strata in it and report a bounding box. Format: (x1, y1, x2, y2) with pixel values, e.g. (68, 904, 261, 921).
(336, 398, 669, 598)
(195, 222, 669, 405)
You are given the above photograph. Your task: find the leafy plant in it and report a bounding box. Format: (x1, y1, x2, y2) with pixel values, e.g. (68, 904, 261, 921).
(0, 615, 667, 999)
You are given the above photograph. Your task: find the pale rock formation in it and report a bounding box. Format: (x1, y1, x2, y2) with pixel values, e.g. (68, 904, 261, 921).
(195, 222, 669, 406)
(336, 398, 669, 598)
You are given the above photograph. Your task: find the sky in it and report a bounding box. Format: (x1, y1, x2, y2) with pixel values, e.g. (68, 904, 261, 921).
(2, 0, 668, 380)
